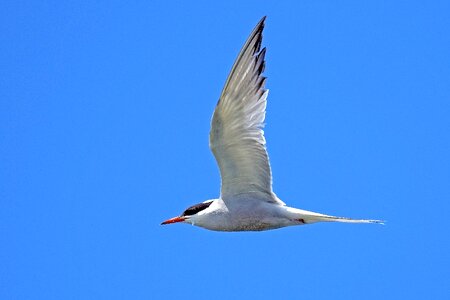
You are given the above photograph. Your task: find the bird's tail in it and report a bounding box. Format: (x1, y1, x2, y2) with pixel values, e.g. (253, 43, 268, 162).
(286, 207, 384, 225)
(312, 214, 385, 224)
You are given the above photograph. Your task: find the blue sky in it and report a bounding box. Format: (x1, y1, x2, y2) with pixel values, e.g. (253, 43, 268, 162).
(1, 1, 449, 299)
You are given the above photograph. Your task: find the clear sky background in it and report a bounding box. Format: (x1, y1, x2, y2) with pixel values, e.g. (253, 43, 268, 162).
(1, 1, 449, 299)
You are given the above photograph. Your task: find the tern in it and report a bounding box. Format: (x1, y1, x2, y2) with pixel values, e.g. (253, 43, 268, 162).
(162, 17, 382, 231)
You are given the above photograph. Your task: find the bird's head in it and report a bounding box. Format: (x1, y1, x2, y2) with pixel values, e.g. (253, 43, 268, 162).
(161, 200, 214, 226)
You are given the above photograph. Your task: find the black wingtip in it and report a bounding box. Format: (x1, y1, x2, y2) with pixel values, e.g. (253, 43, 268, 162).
(256, 16, 266, 32)
(253, 17, 266, 54)
(260, 16, 267, 24)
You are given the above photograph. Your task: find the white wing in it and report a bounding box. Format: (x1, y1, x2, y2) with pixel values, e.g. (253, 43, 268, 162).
(209, 17, 284, 205)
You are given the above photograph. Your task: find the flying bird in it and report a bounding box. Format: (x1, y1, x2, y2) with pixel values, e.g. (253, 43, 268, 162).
(162, 17, 382, 231)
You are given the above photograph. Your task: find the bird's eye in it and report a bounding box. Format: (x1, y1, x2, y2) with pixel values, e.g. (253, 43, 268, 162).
(181, 201, 213, 216)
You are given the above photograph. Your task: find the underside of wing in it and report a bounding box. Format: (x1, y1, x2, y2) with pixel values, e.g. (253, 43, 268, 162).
(209, 17, 282, 204)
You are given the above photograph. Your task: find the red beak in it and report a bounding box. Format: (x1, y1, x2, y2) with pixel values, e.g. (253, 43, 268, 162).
(161, 216, 186, 225)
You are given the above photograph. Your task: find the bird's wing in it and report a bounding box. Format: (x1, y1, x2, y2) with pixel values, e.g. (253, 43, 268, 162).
(209, 17, 284, 205)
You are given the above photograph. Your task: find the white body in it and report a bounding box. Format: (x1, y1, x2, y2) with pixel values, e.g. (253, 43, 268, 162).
(189, 194, 380, 231)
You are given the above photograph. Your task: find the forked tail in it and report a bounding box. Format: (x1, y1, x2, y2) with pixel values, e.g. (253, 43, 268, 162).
(286, 207, 385, 225)
(315, 214, 385, 224)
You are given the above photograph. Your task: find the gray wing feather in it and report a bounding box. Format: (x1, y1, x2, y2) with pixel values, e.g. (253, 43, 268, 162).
(209, 17, 284, 205)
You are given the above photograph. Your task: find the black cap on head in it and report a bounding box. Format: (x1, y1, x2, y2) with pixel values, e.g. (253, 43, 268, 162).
(181, 201, 213, 217)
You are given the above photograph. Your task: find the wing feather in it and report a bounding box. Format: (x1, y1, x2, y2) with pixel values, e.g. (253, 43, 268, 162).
(209, 17, 283, 204)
